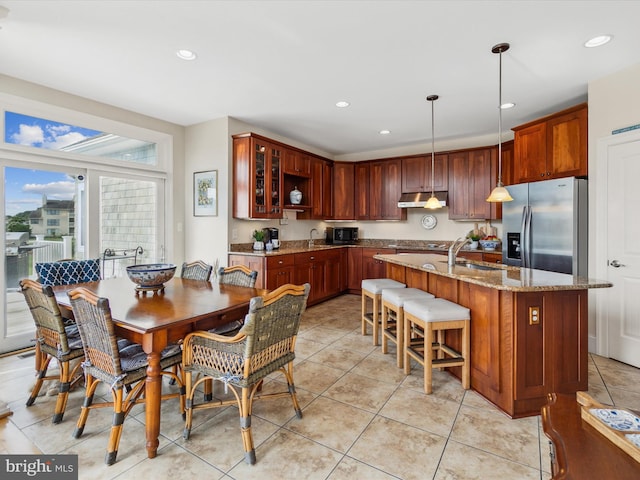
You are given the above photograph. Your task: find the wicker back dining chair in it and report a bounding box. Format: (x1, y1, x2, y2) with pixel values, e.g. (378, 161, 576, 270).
(217, 264, 258, 288)
(67, 287, 185, 465)
(20, 279, 85, 424)
(182, 283, 310, 464)
(180, 260, 213, 281)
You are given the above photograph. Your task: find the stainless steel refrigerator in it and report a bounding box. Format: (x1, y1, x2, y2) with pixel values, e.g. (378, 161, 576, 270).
(502, 177, 588, 276)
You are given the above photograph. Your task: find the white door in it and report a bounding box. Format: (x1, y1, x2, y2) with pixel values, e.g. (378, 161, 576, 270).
(597, 130, 640, 367)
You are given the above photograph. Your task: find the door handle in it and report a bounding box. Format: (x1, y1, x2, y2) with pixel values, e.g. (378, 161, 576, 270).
(609, 260, 626, 268)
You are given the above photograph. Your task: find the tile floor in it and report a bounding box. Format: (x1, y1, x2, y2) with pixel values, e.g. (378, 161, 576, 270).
(2, 294, 640, 479)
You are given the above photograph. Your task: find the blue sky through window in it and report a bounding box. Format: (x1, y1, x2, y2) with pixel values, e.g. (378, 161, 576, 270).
(4, 167, 77, 217)
(5, 111, 101, 149)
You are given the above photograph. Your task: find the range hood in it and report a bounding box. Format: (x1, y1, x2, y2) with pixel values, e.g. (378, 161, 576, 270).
(397, 191, 447, 208)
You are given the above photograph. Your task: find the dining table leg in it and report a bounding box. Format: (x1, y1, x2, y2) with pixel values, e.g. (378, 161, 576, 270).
(142, 334, 165, 459)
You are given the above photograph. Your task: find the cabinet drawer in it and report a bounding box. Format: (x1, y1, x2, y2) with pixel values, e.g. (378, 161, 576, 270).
(266, 255, 295, 268)
(294, 251, 325, 264)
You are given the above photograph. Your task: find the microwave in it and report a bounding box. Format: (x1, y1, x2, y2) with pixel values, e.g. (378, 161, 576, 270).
(325, 227, 359, 245)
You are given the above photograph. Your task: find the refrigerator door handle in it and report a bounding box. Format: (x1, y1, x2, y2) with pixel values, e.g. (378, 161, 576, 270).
(519, 206, 527, 267)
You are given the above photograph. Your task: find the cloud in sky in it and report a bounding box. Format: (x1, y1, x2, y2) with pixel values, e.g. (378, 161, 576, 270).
(10, 123, 90, 149)
(22, 180, 76, 199)
(5, 111, 101, 150)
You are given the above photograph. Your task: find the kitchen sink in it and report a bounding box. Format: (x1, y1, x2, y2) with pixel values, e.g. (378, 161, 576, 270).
(439, 260, 502, 271)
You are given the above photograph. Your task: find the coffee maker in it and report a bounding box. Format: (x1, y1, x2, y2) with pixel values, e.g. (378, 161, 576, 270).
(262, 227, 280, 249)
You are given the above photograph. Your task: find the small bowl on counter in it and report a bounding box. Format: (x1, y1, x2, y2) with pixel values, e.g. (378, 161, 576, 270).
(126, 263, 176, 293)
(479, 240, 500, 251)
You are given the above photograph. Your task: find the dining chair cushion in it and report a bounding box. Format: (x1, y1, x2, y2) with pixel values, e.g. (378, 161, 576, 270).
(36, 259, 101, 286)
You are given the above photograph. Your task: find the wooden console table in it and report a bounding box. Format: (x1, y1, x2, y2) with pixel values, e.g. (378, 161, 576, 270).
(541, 393, 640, 479)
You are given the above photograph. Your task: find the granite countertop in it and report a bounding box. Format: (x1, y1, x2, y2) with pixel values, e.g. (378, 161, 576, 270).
(228, 239, 495, 256)
(374, 253, 613, 292)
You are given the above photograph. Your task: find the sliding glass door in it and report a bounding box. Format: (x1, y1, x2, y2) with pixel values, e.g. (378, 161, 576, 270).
(2, 164, 86, 352)
(1, 165, 165, 353)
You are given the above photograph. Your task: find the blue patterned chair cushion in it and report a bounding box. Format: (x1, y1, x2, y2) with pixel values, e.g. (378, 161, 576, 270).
(35, 259, 101, 286)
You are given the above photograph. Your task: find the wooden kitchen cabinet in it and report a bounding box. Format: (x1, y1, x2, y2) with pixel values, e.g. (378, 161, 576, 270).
(401, 153, 448, 193)
(265, 255, 295, 289)
(512, 103, 587, 184)
(448, 147, 500, 220)
(298, 157, 332, 219)
(362, 247, 396, 280)
(347, 246, 363, 292)
(233, 133, 283, 219)
(514, 290, 588, 400)
(332, 162, 355, 220)
(283, 149, 311, 177)
(355, 159, 405, 221)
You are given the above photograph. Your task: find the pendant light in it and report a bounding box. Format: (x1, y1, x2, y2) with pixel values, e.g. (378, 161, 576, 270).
(424, 94, 443, 209)
(486, 42, 513, 203)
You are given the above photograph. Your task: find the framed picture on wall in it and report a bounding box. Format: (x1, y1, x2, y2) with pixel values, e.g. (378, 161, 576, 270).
(194, 170, 217, 216)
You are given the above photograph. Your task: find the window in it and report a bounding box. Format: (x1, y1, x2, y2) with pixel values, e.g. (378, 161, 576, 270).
(46, 209, 60, 215)
(46, 219, 60, 226)
(4, 111, 158, 166)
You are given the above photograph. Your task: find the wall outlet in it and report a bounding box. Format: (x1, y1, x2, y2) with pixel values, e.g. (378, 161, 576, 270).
(279, 217, 288, 225)
(529, 306, 540, 325)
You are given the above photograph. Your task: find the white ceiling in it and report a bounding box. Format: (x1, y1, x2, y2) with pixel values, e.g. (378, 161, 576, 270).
(1, 1, 639, 157)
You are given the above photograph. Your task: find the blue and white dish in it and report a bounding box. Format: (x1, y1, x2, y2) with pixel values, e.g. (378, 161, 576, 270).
(590, 408, 640, 431)
(626, 433, 640, 448)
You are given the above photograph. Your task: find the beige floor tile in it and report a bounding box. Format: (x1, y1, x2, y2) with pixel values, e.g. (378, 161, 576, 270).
(461, 389, 501, 412)
(60, 416, 172, 480)
(434, 440, 541, 479)
(348, 416, 447, 480)
(608, 386, 640, 411)
(285, 395, 374, 452)
(294, 336, 328, 360)
(178, 405, 280, 472)
(323, 371, 397, 413)
(451, 405, 540, 469)
(307, 345, 368, 372)
(228, 429, 343, 480)
(327, 456, 398, 479)
(297, 325, 349, 345)
(350, 349, 409, 385)
(250, 379, 317, 426)
(118, 442, 226, 480)
(292, 360, 346, 395)
(331, 331, 378, 355)
(379, 386, 460, 437)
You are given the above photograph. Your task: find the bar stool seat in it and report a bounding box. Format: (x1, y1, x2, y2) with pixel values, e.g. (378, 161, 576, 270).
(381, 288, 435, 368)
(361, 278, 405, 345)
(403, 297, 470, 394)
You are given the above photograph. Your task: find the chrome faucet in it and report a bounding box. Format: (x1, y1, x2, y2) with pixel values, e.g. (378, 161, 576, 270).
(309, 228, 319, 248)
(448, 237, 471, 266)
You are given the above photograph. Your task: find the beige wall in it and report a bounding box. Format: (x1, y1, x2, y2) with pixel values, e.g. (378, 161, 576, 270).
(587, 62, 640, 349)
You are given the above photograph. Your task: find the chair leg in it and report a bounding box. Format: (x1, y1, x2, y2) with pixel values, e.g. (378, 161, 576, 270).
(372, 293, 380, 345)
(183, 371, 194, 440)
(239, 387, 256, 465)
(105, 386, 125, 466)
(203, 378, 213, 401)
(281, 363, 302, 418)
(26, 347, 51, 407)
(361, 292, 367, 336)
(73, 374, 98, 439)
(52, 360, 71, 424)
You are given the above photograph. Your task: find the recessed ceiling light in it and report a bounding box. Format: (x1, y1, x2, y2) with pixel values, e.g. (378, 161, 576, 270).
(336, 101, 350, 108)
(501, 102, 515, 109)
(379, 130, 391, 135)
(584, 35, 612, 48)
(176, 49, 197, 60)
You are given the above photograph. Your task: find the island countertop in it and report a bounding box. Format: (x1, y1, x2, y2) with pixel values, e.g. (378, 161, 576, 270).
(373, 253, 612, 292)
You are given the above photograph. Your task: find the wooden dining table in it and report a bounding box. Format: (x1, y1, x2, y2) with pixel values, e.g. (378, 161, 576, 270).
(52, 276, 267, 459)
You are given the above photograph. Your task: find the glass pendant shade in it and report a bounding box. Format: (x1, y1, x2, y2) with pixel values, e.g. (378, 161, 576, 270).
(424, 194, 442, 209)
(424, 94, 442, 209)
(486, 183, 513, 202)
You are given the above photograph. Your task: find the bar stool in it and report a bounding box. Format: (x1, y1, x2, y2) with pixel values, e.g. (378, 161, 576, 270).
(361, 278, 405, 345)
(381, 288, 435, 368)
(403, 297, 470, 394)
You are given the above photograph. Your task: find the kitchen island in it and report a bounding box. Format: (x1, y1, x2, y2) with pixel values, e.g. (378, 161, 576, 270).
(375, 253, 612, 418)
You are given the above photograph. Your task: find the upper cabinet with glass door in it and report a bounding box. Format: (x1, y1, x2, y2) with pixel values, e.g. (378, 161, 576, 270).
(233, 133, 283, 219)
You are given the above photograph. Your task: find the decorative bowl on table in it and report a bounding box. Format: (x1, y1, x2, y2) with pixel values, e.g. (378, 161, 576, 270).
(126, 263, 176, 293)
(479, 240, 500, 251)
